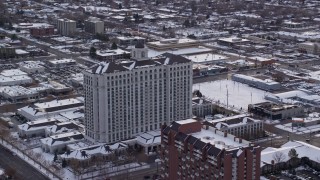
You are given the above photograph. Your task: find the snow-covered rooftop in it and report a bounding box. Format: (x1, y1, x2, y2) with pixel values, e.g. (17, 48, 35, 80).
(0, 86, 38, 97)
(191, 126, 251, 150)
(1, 69, 27, 76)
(261, 141, 320, 167)
(96, 49, 129, 57)
(136, 131, 161, 146)
(185, 53, 227, 63)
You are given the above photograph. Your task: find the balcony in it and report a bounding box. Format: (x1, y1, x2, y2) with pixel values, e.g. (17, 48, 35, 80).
(174, 143, 182, 149)
(175, 140, 183, 145)
(194, 153, 202, 159)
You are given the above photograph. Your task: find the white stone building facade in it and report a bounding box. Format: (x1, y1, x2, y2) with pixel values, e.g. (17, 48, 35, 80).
(57, 19, 76, 36)
(83, 52, 193, 143)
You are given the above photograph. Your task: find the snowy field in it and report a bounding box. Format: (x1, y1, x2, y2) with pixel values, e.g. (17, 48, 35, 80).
(147, 46, 212, 57)
(194, 80, 267, 110)
(276, 123, 320, 135)
(186, 53, 227, 63)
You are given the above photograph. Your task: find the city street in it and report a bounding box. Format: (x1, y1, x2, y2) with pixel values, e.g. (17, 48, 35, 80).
(0, 144, 49, 180)
(110, 166, 157, 180)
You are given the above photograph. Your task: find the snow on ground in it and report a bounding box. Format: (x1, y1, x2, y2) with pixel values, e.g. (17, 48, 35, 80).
(10, 132, 19, 139)
(0, 140, 59, 179)
(32, 147, 54, 162)
(315, 134, 320, 137)
(194, 80, 267, 110)
(264, 120, 280, 125)
(147, 46, 212, 57)
(260, 176, 269, 180)
(63, 162, 149, 180)
(185, 53, 227, 63)
(275, 123, 320, 134)
(0, 168, 3, 176)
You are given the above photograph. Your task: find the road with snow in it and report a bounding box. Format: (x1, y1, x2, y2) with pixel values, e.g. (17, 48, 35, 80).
(0, 144, 49, 180)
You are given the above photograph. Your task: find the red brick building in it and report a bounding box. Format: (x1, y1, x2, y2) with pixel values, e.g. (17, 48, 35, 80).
(160, 119, 261, 180)
(30, 26, 54, 37)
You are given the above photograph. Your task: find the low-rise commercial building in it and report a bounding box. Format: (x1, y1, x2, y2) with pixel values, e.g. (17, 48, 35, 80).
(147, 38, 199, 50)
(217, 37, 250, 47)
(0, 86, 38, 102)
(46, 59, 77, 68)
(45, 122, 82, 137)
(247, 56, 276, 67)
(0, 44, 16, 59)
(192, 97, 213, 118)
(95, 49, 130, 62)
(30, 25, 54, 37)
(116, 36, 146, 46)
(292, 112, 320, 127)
(136, 131, 161, 155)
(19, 61, 45, 74)
(17, 98, 84, 121)
(204, 114, 264, 140)
(60, 142, 128, 161)
(248, 102, 304, 120)
(232, 74, 281, 91)
(299, 42, 320, 55)
(0, 69, 33, 86)
(18, 118, 61, 138)
(40, 132, 84, 153)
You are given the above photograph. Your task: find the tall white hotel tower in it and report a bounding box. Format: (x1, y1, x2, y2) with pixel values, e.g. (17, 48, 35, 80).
(83, 43, 193, 143)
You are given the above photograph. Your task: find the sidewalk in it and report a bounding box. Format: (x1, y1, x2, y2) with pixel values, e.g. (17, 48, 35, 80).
(0, 139, 61, 180)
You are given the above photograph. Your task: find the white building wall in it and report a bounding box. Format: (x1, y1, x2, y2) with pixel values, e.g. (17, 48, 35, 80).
(84, 61, 193, 143)
(57, 19, 76, 36)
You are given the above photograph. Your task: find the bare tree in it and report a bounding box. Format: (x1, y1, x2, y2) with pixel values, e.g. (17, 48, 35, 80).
(0, 126, 9, 142)
(273, 151, 286, 163)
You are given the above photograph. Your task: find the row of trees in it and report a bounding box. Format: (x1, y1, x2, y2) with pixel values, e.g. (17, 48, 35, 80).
(65, 146, 138, 179)
(272, 148, 299, 163)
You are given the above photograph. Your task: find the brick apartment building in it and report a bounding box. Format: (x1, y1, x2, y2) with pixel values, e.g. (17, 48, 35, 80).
(160, 119, 261, 180)
(30, 26, 54, 37)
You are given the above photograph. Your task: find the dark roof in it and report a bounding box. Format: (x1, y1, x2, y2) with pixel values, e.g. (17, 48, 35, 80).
(155, 53, 191, 65)
(28, 120, 58, 129)
(207, 145, 223, 156)
(51, 133, 84, 145)
(135, 41, 145, 48)
(193, 139, 206, 150)
(170, 121, 181, 132)
(55, 122, 80, 132)
(31, 102, 83, 113)
(162, 126, 170, 135)
(192, 97, 211, 104)
(175, 132, 188, 141)
(187, 135, 198, 145)
(87, 53, 191, 75)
